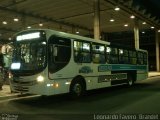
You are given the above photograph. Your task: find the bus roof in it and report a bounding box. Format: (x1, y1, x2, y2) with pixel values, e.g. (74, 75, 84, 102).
(15, 29, 110, 45)
(14, 29, 147, 53)
(45, 29, 110, 45)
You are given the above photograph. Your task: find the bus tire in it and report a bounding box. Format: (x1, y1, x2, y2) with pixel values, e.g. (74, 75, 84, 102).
(70, 78, 86, 98)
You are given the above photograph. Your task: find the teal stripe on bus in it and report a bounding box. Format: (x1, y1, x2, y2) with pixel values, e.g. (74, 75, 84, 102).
(98, 64, 147, 72)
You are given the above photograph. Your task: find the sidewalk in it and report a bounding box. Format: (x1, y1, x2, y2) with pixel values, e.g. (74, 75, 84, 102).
(0, 85, 18, 100)
(148, 71, 160, 77)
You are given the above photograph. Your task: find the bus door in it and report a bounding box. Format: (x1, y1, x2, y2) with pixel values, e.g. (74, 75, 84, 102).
(48, 36, 71, 79)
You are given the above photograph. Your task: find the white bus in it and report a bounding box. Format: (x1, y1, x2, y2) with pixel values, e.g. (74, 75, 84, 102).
(10, 29, 148, 96)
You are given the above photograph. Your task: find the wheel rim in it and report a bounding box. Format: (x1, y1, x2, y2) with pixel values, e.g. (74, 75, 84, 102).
(73, 83, 82, 96)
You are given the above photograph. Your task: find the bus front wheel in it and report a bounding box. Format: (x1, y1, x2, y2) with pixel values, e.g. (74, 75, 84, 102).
(70, 79, 85, 98)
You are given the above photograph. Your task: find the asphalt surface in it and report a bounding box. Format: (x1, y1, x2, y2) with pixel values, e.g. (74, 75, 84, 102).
(0, 76, 160, 120)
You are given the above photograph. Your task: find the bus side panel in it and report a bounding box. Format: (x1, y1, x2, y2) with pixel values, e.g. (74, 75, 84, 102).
(136, 70, 148, 81)
(78, 63, 111, 90)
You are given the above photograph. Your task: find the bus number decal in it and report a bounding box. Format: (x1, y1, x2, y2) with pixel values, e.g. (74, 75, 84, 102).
(98, 65, 112, 72)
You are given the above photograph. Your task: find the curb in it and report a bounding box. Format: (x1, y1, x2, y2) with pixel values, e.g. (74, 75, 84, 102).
(0, 93, 19, 101)
(148, 75, 160, 78)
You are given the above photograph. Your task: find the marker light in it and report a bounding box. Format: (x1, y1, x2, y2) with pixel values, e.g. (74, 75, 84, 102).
(114, 7, 120, 11)
(110, 19, 115, 22)
(55, 83, 59, 88)
(39, 23, 43, 27)
(14, 18, 19, 22)
(130, 15, 135, 19)
(27, 26, 31, 29)
(37, 75, 44, 82)
(2, 21, 7, 25)
(124, 24, 128, 27)
(11, 63, 21, 70)
(16, 32, 40, 41)
(47, 84, 54, 87)
(142, 22, 146, 25)
(76, 31, 79, 34)
(65, 82, 71, 85)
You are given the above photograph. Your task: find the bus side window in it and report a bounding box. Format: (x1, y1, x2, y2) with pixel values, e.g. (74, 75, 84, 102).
(106, 47, 118, 64)
(82, 42, 91, 63)
(106, 47, 111, 63)
(119, 49, 124, 64)
(143, 52, 147, 65)
(92, 44, 105, 64)
(128, 51, 137, 65)
(74, 41, 91, 63)
(123, 49, 129, 64)
(55, 45, 71, 63)
(74, 51, 83, 62)
(137, 52, 143, 65)
(119, 49, 129, 64)
(74, 41, 82, 62)
(133, 51, 137, 64)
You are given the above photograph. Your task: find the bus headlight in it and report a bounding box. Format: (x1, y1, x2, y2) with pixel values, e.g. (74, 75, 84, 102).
(37, 75, 44, 82)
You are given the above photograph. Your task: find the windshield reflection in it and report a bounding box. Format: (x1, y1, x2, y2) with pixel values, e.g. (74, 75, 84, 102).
(12, 41, 46, 71)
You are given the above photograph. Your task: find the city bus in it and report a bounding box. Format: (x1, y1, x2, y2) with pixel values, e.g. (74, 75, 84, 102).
(10, 29, 148, 97)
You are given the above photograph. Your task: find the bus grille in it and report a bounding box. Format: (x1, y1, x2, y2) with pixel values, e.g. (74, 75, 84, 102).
(12, 80, 37, 92)
(14, 86, 29, 92)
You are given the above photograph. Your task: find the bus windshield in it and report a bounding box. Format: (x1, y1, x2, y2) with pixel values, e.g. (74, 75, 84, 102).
(11, 40, 47, 73)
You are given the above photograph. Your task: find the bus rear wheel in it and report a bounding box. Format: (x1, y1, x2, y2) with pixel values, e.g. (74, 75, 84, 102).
(127, 75, 134, 86)
(70, 79, 85, 98)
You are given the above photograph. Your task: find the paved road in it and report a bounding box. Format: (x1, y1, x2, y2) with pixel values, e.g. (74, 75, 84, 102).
(0, 77, 160, 120)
